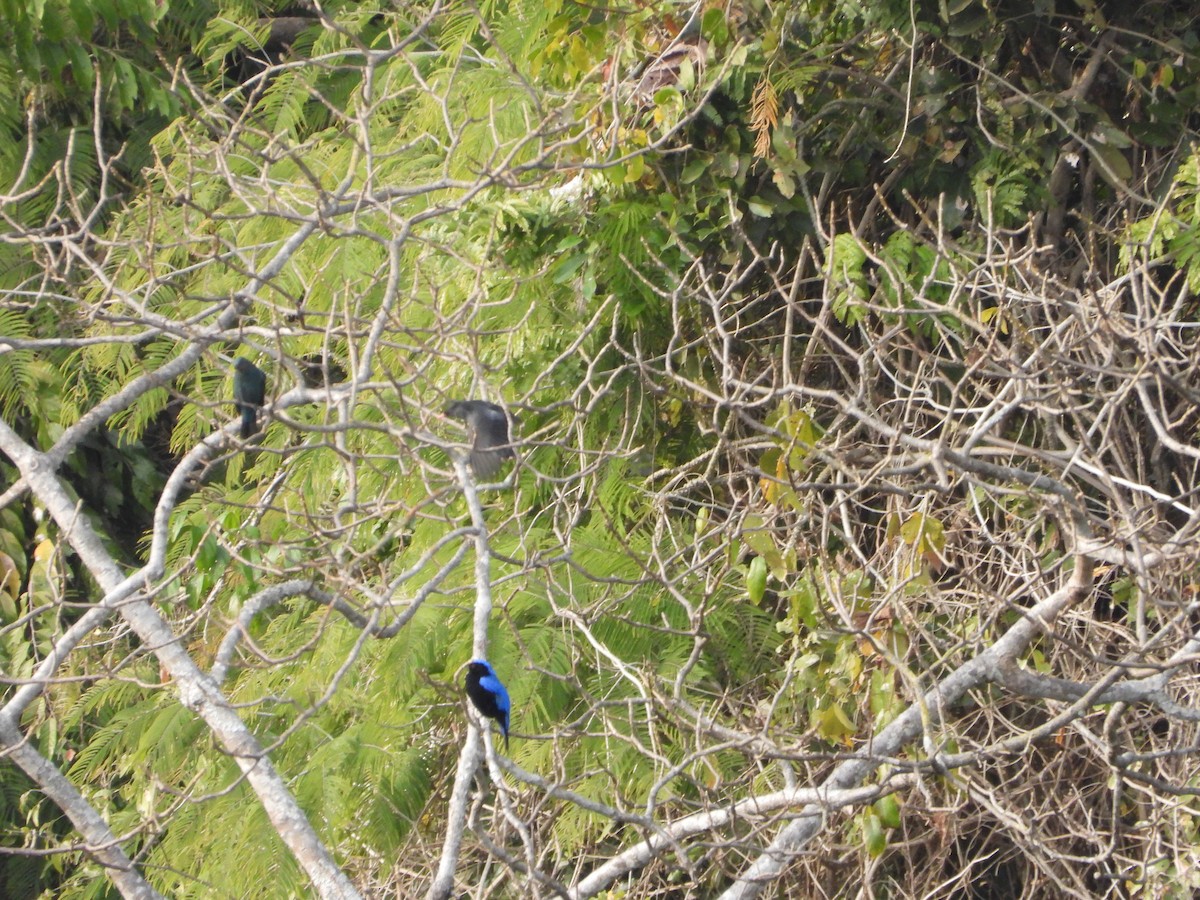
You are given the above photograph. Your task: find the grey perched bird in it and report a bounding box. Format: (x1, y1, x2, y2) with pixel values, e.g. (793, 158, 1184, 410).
(444, 400, 515, 478)
(232, 357, 267, 439)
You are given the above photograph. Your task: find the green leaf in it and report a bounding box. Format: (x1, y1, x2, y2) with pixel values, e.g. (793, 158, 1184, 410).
(68, 0, 94, 33)
(0, 551, 20, 603)
(623, 154, 645, 183)
(741, 518, 786, 576)
(701, 8, 729, 46)
(713, 151, 739, 178)
(653, 85, 682, 107)
(874, 794, 902, 829)
(41, 4, 64, 41)
(551, 253, 587, 284)
(864, 810, 887, 856)
(815, 702, 857, 741)
(897, 512, 946, 557)
(747, 556, 768, 604)
(67, 43, 94, 92)
(947, 6, 989, 36)
(868, 669, 900, 721)
(772, 169, 795, 199)
(747, 198, 774, 218)
(681, 157, 709, 184)
(1092, 141, 1132, 185)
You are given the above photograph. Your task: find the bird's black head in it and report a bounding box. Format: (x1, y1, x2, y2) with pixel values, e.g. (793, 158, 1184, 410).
(234, 357, 256, 374)
(466, 660, 493, 679)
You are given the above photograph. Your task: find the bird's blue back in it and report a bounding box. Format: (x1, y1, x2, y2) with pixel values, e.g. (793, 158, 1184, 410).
(479, 670, 510, 713)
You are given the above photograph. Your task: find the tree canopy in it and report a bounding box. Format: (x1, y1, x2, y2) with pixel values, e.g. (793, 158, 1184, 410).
(2, 0, 1200, 898)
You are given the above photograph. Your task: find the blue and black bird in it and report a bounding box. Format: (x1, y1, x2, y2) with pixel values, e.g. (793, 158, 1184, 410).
(232, 357, 267, 439)
(444, 400, 514, 478)
(464, 659, 511, 750)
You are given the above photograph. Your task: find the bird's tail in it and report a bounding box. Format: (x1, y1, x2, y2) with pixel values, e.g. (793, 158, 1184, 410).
(470, 449, 503, 478)
(240, 406, 257, 439)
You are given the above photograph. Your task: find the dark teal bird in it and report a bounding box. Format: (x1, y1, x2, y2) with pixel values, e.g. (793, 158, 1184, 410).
(444, 400, 514, 477)
(232, 357, 267, 439)
(464, 659, 511, 750)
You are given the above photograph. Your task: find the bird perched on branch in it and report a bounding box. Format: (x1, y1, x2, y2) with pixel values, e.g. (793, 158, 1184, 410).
(232, 357, 267, 439)
(464, 659, 511, 750)
(444, 400, 515, 478)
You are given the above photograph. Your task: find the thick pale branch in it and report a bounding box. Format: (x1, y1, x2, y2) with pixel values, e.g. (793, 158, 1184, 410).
(0, 718, 162, 900)
(0, 419, 362, 900)
(716, 557, 1095, 899)
(427, 456, 503, 900)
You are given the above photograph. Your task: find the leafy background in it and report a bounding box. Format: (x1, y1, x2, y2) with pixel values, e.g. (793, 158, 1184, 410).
(2, 0, 1200, 897)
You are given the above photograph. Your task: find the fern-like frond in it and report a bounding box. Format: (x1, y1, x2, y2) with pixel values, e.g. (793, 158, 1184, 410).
(751, 75, 779, 158)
